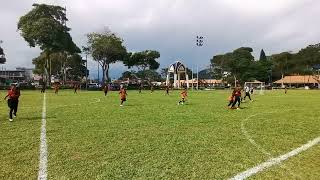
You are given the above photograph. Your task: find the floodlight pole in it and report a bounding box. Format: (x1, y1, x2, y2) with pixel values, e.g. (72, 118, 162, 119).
(50, 58, 52, 84)
(195, 35, 204, 90)
(85, 53, 88, 90)
(191, 65, 194, 91)
(197, 65, 199, 90)
(97, 62, 100, 84)
(46, 58, 49, 86)
(318, 69, 320, 89)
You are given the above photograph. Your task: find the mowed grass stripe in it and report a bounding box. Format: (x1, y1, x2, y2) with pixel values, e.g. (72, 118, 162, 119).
(0, 90, 43, 179)
(43, 89, 311, 179)
(1, 89, 319, 179)
(38, 93, 47, 180)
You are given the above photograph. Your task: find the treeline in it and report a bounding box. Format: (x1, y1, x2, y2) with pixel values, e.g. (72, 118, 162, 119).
(18, 4, 86, 83)
(210, 44, 320, 84)
(18, 4, 320, 86)
(18, 4, 161, 85)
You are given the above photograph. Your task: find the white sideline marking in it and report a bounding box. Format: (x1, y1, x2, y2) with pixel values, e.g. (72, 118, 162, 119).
(89, 98, 101, 104)
(38, 93, 47, 180)
(241, 113, 272, 156)
(240, 111, 301, 179)
(230, 136, 320, 180)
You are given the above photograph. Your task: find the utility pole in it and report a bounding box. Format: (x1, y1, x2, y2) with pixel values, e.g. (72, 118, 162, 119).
(317, 69, 320, 89)
(46, 58, 49, 86)
(50, 58, 52, 84)
(85, 53, 88, 90)
(97, 62, 100, 84)
(195, 35, 204, 90)
(191, 65, 194, 91)
(197, 65, 199, 90)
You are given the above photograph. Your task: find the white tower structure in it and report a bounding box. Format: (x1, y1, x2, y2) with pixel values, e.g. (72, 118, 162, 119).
(166, 61, 189, 89)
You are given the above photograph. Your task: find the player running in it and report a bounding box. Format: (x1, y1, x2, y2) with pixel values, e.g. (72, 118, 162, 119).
(231, 87, 241, 109)
(103, 84, 109, 96)
(227, 95, 234, 107)
(165, 85, 170, 95)
(41, 82, 46, 93)
(119, 87, 128, 107)
(4, 84, 20, 122)
(285, 86, 288, 94)
(74, 83, 79, 94)
(243, 85, 252, 101)
(139, 84, 142, 93)
(54, 83, 60, 94)
(178, 88, 188, 105)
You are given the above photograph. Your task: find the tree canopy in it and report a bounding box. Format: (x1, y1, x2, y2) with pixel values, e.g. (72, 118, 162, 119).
(259, 49, 267, 61)
(18, 3, 80, 54)
(211, 47, 255, 85)
(210, 43, 320, 86)
(0, 45, 6, 64)
(124, 50, 160, 71)
(119, 70, 162, 83)
(32, 52, 87, 81)
(87, 29, 127, 84)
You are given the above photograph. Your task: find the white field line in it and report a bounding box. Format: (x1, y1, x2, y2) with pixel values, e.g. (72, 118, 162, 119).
(38, 93, 47, 180)
(241, 113, 272, 156)
(231, 111, 319, 180)
(230, 136, 320, 180)
(89, 98, 101, 104)
(240, 111, 301, 178)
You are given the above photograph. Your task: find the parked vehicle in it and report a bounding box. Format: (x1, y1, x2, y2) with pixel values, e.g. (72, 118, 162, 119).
(88, 83, 101, 90)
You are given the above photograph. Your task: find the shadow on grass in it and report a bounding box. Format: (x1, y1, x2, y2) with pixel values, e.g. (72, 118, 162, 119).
(239, 106, 249, 109)
(15, 116, 42, 121)
(226, 106, 249, 110)
(15, 115, 56, 122)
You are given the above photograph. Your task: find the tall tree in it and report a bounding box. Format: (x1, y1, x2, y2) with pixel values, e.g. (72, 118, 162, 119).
(66, 54, 88, 81)
(32, 52, 88, 81)
(124, 50, 160, 71)
(136, 70, 162, 82)
(124, 50, 160, 84)
(259, 49, 267, 61)
(295, 44, 320, 75)
(18, 4, 80, 53)
(0, 41, 6, 64)
(271, 52, 293, 82)
(119, 71, 136, 80)
(210, 54, 230, 79)
(18, 3, 80, 83)
(87, 29, 127, 84)
(254, 60, 272, 83)
(210, 47, 255, 86)
(32, 51, 62, 78)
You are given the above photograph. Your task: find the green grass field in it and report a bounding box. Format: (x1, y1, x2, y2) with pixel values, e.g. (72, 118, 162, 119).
(0, 89, 319, 179)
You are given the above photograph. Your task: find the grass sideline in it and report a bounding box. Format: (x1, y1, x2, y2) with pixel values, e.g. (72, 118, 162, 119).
(0, 89, 319, 179)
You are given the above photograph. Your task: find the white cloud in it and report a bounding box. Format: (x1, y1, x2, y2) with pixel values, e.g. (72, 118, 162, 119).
(1, 0, 320, 78)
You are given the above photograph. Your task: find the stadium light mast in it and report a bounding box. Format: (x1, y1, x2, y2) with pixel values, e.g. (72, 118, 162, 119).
(85, 52, 88, 90)
(196, 35, 204, 90)
(0, 40, 6, 64)
(97, 62, 100, 84)
(191, 65, 194, 91)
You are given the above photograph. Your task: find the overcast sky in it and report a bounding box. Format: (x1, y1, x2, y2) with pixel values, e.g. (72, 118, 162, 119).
(1, 0, 320, 79)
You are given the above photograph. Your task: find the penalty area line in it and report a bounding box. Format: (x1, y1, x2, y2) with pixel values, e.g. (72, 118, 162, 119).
(38, 93, 48, 180)
(230, 136, 320, 180)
